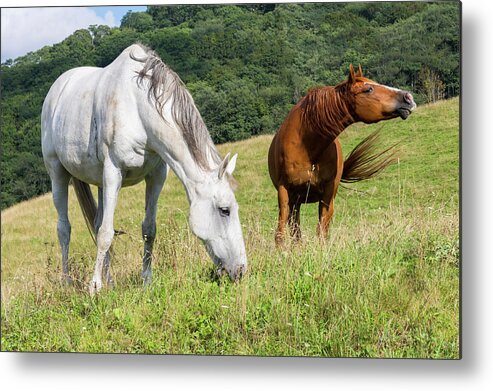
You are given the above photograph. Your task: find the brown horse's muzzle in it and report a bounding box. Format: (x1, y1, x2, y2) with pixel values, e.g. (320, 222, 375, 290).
(396, 91, 417, 119)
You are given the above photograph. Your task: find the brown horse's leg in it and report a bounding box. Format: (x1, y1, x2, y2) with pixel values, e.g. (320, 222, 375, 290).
(317, 183, 336, 243)
(275, 184, 290, 246)
(288, 199, 302, 242)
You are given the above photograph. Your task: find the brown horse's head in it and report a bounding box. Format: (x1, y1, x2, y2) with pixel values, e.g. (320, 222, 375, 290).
(343, 64, 416, 124)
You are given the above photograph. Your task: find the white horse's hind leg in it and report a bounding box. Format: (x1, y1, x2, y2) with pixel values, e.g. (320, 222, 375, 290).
(90, 163, 122, 295)
(48, 161, 72, 284)
(95, 187, 113, 286)
(141, 161, 168, 285)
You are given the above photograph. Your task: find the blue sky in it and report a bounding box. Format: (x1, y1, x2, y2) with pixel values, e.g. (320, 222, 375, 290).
(1, 5, 148, 62)
(91, 5, 147, 23)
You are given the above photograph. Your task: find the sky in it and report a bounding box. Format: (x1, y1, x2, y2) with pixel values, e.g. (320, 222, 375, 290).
(0, 1, 269, 63)
(0, 5, 147, 62)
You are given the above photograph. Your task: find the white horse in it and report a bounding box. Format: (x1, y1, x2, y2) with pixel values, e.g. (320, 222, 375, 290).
(41, 43, 247, 294)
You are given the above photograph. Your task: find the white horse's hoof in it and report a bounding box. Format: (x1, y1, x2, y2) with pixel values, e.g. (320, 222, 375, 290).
(105, 273, 114, 287)
(89, 279, 102, 296)
(142, 270, 152, 287)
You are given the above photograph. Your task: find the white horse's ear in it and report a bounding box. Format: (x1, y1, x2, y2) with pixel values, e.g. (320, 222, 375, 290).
(218, 152, 231, 179)
(218, 152, 237, 179)
(225, 153, 238, 176)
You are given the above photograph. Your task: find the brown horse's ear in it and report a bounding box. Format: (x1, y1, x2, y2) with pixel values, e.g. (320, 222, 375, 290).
(348, 64, 356, 84)
(357, 64, 363, 77)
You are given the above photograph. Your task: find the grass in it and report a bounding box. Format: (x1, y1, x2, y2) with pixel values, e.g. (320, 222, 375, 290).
(1, 98, 459, 357)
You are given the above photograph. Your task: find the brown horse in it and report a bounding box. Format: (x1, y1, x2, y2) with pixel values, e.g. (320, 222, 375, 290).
(268, 64, 416, 245)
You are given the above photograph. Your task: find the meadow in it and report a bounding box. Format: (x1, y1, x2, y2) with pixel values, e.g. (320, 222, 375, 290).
(1, 98, 459, 358)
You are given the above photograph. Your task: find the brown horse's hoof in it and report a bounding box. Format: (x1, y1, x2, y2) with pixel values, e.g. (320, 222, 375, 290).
(275, 233, 285, 247)
(61, 274, 73, 286)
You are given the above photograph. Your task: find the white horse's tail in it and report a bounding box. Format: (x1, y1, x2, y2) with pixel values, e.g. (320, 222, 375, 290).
(72, 178, 97, 245)
(71, 179, 125, 245)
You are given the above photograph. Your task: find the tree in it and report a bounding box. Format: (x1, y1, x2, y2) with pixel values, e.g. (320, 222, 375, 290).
(94, 28, 141, 67)
(120, 11, 155, 32)
(88, 24, 111, 45)
(419, 67, 445, 103)
(147, 5, 207, 27)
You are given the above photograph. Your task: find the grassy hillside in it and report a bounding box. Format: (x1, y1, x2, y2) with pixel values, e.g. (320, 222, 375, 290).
(1, 98, 459, 357)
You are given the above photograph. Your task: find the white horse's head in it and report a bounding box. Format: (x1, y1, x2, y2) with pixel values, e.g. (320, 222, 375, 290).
(188, 153, 247, 281)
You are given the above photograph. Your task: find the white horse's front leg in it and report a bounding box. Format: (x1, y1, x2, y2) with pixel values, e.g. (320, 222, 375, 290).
(95, 187, 113, 286)
(90, 164, 122, 295)
(142, 161, 168, 285)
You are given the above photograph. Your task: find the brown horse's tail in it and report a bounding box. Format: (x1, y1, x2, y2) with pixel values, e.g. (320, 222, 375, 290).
(341, 129, 398, 183)
(72, 178, 97, 245)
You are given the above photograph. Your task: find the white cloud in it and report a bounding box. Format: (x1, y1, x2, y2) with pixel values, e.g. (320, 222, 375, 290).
(1, 7, 117, 62)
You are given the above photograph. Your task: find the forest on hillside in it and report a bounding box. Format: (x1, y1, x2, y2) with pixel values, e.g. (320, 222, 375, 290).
(0, 2, 460, 209)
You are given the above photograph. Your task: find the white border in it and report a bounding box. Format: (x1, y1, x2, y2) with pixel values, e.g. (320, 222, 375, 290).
(2, 0, 492, 390)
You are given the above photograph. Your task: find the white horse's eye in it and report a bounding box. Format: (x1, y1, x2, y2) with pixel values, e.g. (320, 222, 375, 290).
(219, 207, 230, 217)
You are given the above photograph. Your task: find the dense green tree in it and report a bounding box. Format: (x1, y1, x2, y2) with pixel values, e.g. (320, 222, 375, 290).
(94, 27, 141, 67)
(147, 5, 208, 27)
(367, 3, 460, 100)
(120, 11, 155, 32)
(144, 26, 198, 81)
(89, 24, 112, 45)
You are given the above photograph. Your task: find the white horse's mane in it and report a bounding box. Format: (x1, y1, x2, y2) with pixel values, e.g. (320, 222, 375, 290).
(131, 43, 221, 170)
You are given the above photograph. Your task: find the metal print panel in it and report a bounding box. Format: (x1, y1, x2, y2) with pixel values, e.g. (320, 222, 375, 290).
(1, 1, 460, 358)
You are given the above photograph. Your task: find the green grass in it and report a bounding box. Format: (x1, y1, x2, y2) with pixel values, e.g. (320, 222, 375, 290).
(1, 98, 459, 357)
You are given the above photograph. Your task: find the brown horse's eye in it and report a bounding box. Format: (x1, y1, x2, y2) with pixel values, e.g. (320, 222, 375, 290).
(364, 86, 374, 93)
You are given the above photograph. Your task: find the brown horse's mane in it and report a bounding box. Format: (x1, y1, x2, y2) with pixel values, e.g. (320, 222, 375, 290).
(300, 81, 354, 140)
